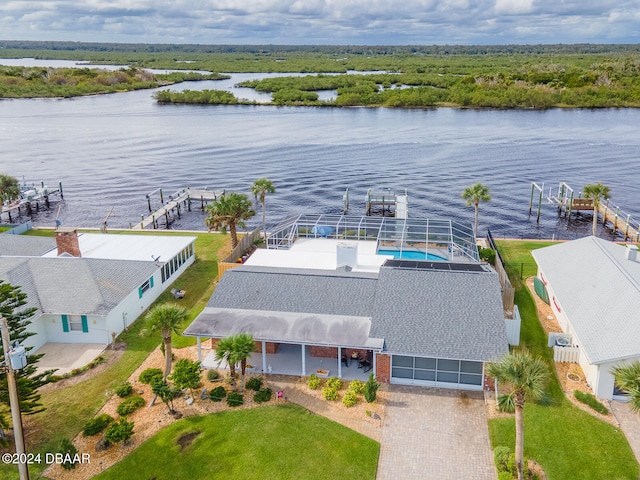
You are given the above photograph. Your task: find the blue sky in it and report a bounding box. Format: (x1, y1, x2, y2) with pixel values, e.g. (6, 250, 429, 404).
(1, 0, 638, 45)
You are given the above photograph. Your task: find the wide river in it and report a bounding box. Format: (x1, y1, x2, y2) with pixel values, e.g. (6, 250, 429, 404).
(1, 60, 639, 240)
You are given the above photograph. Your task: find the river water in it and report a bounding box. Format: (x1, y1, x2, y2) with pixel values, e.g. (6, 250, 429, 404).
(1, 60, 639, 240)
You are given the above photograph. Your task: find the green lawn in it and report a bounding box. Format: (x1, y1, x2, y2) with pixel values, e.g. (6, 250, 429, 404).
(95, 404, 380, 480)
(489, 240, 639, 480)
(1, 228, 229, 479)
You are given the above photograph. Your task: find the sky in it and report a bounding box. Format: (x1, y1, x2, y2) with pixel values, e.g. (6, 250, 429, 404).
(0, 0, 639, 45)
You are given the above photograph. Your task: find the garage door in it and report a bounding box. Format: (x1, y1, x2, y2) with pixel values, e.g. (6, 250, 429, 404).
(391, 355, 484, 390)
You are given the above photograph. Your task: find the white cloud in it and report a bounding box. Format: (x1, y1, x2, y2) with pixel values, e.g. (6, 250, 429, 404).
(0, 0, 638, 44)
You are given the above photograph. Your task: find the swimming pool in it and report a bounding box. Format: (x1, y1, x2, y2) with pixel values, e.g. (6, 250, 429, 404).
(377, 249, 447, 261)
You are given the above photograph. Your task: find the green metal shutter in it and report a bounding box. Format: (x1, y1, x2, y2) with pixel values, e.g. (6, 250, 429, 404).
(149, 276, 154, 288)
(138, 286, 143, 298)
(81, 315, 89, 333)
(62, 314, 69, 332)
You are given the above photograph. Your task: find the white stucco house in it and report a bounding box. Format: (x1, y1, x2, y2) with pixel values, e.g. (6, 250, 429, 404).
(532, 236, 640, 400)
(0, 228, 196, 352)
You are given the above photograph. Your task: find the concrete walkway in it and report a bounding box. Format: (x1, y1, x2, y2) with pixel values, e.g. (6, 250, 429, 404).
(377, 385, 497, 480)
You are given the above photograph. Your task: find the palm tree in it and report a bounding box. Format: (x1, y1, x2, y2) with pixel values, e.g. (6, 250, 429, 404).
(582, 183, 611, 236)
(461, 183, 491, 238)
(487, 350, 548, 480)
(214, 336, 239, 391)
(250, 178, 276, 239)
(205, 192, 256, 248)
(234, 333, 255, 392)
(0, 174, 20, 214)
(147, 304, 189, 379)
(612, 361, 640, 413)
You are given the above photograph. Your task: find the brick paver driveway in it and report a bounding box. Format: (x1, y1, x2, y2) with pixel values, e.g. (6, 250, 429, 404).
(377, 385, 497, 480)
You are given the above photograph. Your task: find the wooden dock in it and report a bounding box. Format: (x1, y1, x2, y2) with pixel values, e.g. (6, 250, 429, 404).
(532, 182, 640, 241)
(130, 187, 223, 230)
(0, 182, 64, 223)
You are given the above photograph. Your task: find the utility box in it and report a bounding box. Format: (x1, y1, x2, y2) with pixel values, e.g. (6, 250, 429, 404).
(8, 344, 27, 370)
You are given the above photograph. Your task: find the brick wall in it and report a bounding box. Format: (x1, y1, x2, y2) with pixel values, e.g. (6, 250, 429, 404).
(55, 227, 81, 257)
(376, 353, 390, 384)
(309, 346, 338, 358)
(254, 342, 280, 354)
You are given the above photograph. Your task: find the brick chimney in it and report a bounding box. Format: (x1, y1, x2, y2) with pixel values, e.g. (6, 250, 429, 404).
(55, 227, 82, 257)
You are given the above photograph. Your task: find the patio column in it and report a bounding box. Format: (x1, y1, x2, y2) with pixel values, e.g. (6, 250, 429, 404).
(196, 337, 202, 363)
(261, 341, 267, 373)
(301, 344, 306, 376)
(372, 350, 376, 377)
(338, 347, 342, 378)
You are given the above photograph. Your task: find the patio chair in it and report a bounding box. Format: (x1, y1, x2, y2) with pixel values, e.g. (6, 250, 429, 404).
(171, 288, 186, 299)
(359, 351, 373, 371)
(341, 351, 350, 367)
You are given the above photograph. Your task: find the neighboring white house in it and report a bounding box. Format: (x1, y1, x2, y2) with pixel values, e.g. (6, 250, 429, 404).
(532, 236, 640, 400)
(0, 228, 196, 351)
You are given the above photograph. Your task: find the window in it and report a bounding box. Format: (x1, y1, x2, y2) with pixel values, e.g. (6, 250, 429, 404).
(138, 276, 154, 298)
(62, 314, 88, 333)
(391, 355, 483, 388)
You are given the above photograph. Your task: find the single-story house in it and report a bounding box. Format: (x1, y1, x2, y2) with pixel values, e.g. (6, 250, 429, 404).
(532, 236, 640, 400)
(184, 215, 512, 391)
(0, 228, 196, 351)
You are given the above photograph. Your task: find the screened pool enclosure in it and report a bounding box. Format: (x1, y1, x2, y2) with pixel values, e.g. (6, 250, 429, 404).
(266, 214, 479, 263)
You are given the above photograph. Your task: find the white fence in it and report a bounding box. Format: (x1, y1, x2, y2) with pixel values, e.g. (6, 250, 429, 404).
(504, 305, 521, 346)
(553, 345, 580, 363)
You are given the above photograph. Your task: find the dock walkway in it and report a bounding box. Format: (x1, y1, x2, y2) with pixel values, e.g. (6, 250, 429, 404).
(131, 187, 223, 230)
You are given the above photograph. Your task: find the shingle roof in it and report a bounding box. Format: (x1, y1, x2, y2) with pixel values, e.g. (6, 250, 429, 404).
(0, 257, 157, 316)
(532, 236, 640, 364)
(371, 266, 508, 361)
(0, 235, 56, 256)
(201, 263, 508, 361)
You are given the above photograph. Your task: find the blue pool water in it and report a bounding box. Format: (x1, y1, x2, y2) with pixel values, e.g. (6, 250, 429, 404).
(377, 249, 447, 261)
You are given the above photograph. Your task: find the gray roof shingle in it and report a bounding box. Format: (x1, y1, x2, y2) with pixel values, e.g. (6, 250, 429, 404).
(0, 257, 157, 316)
(203, 263, 508, 361)
(0, 235, 56, 256)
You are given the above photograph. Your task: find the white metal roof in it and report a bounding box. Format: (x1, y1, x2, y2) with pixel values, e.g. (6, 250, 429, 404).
(532, 236, 640, 364)
(244, 238, 390, 273)
(42, 233, 196, 263)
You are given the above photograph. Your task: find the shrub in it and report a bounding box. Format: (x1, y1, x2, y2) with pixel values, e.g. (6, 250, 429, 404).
(246, 376, 264, 392)
(116, 395, 145, 416)
(342, 390, 358, 407)
(574, 390, 609, 415)
(307, 374, 321, 390)
(494, 446, 512, 473)
(207, 369, 221, 381)
(227, 392, 244, 407)
(105, 418, 135, 444)
(348, 379, 365, 394)
(58, 438, 78, 470)
(326, 377, 342, 390)
(115, 382, 133, 398)
(254, 388, 273, 403)
(139, 368, 163, 384)
(497, 472, 513, 480)
(83, 414, 114, 437)
(364, 373, 380, 403)
(479, 247, 496, 265)
(322, 387, 339, 401)
(209, 386, 226, 402)
(170, 359, 203, 393)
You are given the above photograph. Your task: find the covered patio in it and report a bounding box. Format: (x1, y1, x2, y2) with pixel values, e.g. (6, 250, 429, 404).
(183, 307, 384, 381)
(200, 343, 375, 381)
